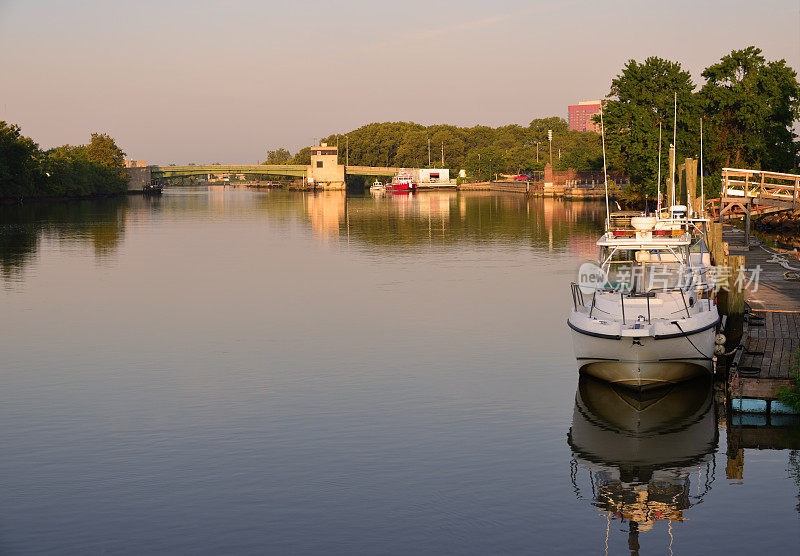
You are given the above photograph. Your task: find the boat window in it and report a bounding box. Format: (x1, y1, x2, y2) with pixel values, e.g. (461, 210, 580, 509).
(601, 248, 635, 291)
(601, 245, 692, 292)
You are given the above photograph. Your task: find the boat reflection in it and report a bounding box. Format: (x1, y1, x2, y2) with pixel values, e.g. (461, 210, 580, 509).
(568, 376, 718, 552)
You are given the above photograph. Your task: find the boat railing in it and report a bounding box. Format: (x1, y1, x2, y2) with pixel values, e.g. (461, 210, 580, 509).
(571, 281, 715, 323)
(570, 282, 585, 311)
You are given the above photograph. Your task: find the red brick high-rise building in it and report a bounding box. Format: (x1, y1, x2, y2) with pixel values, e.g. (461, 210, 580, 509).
(568, 100, 602, 132)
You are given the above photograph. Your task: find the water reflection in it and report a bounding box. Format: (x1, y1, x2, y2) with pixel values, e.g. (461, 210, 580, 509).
(568, 376, 718, 553)
(0, 198, 129, 282)
(1, 188, 606, 282)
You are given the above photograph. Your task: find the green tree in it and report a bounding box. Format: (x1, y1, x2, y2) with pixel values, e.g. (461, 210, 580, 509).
(0, 121, 42, 198)
(87, 132, 126, 177)
(265, 148, 292, 164)
(602, 57, 699, 200)
(700, 46, 800, 172)
(310, 119, 601, 178)
(464, 147, 503, 181)
(291, 147, 311, 165)
(1, 123, 128, 199)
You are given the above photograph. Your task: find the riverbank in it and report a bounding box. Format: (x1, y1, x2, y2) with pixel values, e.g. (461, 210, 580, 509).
(754, 209, 800, 248)
(1, 122, 129, 201)
(0, 188, 159, 206)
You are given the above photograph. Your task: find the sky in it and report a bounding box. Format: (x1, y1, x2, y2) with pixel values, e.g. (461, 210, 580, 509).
(1, 0, 798, 165)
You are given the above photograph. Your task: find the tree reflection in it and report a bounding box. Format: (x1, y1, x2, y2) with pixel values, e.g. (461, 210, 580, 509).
(0, 198, 128, 280)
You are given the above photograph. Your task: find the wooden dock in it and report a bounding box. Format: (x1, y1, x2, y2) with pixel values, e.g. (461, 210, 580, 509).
(721, 226, 800, 400)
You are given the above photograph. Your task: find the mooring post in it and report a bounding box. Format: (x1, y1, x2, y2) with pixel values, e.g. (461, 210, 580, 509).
(727, 254, 746, 344)
(711, 222, 724, 266)
(744, 200, 751, 248)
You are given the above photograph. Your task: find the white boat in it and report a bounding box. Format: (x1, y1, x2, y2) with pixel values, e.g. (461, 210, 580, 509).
(568, 211, 720, 389)
(370, 180, 385, 191)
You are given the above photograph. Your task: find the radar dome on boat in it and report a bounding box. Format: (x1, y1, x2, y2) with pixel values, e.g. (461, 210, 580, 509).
(630, 216, 657, 231)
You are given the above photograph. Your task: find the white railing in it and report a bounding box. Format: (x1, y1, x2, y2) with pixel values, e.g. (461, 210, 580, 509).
(722, 168, 800, 205)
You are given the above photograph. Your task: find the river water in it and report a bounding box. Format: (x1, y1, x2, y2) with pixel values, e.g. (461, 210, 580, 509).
(0, 187, 798, 554)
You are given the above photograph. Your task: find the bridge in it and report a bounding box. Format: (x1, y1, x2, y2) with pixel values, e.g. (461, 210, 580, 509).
(151, 164, 400, 180)
(143, 143, 406, 190)
(711, 167, 800, 246)
(718, 168, 800, 213)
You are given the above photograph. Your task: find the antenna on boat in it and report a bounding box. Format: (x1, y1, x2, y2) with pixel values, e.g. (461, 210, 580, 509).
(700, 117, 705, 215)
(600, 101, 610, 231)
(657, 121, 662, 215)
(671, 92, 677, 208)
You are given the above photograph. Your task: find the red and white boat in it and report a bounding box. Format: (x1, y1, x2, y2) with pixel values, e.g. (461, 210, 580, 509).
(389, 170, 416, 192)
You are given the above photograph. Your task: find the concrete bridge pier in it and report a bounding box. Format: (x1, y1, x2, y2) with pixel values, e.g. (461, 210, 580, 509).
(124, 163, 153, 192)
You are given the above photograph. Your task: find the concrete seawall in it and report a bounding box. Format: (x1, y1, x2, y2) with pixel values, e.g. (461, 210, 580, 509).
(125, 167, 152, 192)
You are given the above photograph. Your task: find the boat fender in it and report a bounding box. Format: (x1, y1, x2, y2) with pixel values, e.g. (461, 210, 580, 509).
(715, 333, 726, 346)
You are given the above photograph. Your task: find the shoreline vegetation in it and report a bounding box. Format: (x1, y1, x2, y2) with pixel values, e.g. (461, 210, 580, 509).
(2, 46, 796, 211)
(1, 122, 128, 202)
(263, 46, 798, 210)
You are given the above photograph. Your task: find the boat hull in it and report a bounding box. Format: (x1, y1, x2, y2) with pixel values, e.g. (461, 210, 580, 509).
(570, 323, 715, 389)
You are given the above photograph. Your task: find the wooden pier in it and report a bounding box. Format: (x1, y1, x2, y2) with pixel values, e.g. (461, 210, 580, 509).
(719, 226, 800, 401)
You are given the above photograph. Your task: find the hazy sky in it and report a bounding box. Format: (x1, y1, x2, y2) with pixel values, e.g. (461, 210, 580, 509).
(1, 0, 798, 164)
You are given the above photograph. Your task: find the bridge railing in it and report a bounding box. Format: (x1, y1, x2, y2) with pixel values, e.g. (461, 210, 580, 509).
(722, 168, 800, 206)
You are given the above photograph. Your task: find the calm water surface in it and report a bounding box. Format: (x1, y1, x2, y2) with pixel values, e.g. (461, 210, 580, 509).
(1, 187, 798, 554)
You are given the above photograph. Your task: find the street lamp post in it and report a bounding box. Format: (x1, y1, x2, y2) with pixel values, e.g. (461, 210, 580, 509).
(547, 130, 553, 165)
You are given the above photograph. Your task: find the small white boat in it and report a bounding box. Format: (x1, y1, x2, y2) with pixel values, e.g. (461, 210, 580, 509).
(568, 211, 720, 389)
(370, 180, 385, 191)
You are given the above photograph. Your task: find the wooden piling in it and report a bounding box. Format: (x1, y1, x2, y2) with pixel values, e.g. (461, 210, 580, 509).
(727, 254, 746, 343)
(685, 158, 698, 214)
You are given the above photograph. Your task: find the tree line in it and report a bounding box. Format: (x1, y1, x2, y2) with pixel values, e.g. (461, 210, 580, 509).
(265, 46, 798, 199)
(601, 46, 798, 202)
(265, 118, 604, 181)
(1, 122, 128, 200)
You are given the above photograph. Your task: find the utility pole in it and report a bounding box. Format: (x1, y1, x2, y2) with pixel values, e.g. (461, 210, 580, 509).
(547, 130, 553, 165)
(536, 141, 539, 162)
(346, 135, 349, 167)
(558, 148, 561, 160)
(428, 138, 431, 167)
(441, 141, 444, 167)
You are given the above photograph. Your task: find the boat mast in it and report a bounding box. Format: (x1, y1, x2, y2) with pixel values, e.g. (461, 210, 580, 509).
(671, 92, 677, 208)
(700, 117, 705, 215)
(600, 102, 610, 231)
(657, 121, 662, 215)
